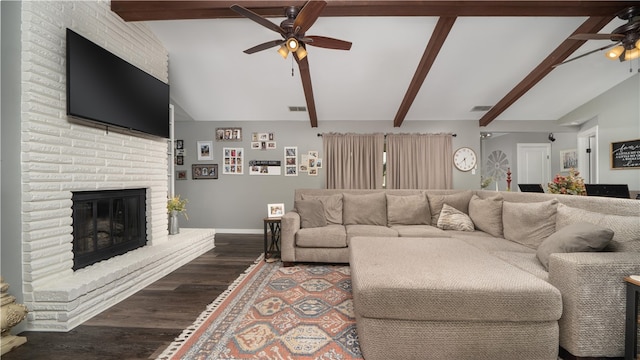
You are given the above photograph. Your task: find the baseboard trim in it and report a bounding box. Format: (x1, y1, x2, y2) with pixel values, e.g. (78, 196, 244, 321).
(214, 228, 262, 234)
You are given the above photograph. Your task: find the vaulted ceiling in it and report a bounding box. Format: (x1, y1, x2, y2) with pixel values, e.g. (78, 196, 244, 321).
(111, 1, 640, 128)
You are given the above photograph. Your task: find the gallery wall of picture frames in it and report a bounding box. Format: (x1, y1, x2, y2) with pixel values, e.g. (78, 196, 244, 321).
(172, 130, 322, 180)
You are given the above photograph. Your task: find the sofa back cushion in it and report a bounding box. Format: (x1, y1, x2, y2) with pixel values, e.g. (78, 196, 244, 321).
(386, 193, 431, 226)
(468, 194, 503, 237)
(343, 192, 387, 226)
(503, 199, 558, 249)
(301, 193, 343, 225)
(294, 199, 327, 229)
(556, 203, 640, 252)
(428, 190, 473, 225)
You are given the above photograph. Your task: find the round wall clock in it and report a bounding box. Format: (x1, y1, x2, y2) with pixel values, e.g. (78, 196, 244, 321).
(453, 147, 477, 172)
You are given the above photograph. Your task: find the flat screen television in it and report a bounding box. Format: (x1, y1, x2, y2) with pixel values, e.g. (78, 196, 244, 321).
(585, 184, 630, 199)
(66, 29, 170, 138)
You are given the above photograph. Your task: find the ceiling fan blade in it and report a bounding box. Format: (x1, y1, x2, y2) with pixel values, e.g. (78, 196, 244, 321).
(569, 33, 624, 41)
(293, 53, 318, 128)
(552, 42, 619, 67)
(305, 36, 352, 50)
(293, 1, 326, 35)
(230, 4, 285, 36)
(243, 39, 285, 54)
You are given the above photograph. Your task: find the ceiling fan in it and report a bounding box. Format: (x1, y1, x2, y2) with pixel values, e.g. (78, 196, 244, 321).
(230, 1, 352, 127)
(557, 6, 640, 66)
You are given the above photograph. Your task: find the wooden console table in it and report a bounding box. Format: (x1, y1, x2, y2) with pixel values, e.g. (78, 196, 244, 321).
(625, 276, 640, 360)
(263, 217, 281, 261)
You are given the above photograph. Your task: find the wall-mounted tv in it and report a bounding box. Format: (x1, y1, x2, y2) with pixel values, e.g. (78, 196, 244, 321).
(66, 29, 170, 138)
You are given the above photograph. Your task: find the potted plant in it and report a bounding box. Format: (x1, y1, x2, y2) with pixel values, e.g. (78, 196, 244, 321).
(167, 195, 188, 234)
(547, 168, 586, 195)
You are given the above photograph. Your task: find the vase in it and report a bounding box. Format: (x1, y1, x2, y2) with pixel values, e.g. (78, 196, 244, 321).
(169, 210, 179, 235)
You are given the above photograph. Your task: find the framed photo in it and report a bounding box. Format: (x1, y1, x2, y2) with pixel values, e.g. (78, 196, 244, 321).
(267, 141, 276, 150)
(251, 142, 261, 150)
(197, 141, 213, 161)
(560, 149, 578, 171)
(284, 146, 298, 177)
(267, 203, 285, 218)
(216, 127, 242, 141)
(176, 155, 184, 165)
(223, 147, 244, 174)
(192, 164, 218, 179)
(175, 139, 184, 149)
(176, 170, 187, 180)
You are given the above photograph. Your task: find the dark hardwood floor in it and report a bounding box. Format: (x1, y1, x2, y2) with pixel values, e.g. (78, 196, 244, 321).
(3, 233, 264, 360)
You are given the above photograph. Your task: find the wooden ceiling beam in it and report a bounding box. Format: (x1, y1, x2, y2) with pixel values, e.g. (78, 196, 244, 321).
(111, 1, 638, 22)
(394, 17, 456, 127)
(478, 15, 614, 127)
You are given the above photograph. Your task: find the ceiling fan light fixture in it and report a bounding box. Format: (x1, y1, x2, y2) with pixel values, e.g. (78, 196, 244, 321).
(295, 46, 307, 60)
(605, 45, 625, 60)
(277, 45, 289, 59)
(624, 48, 640, 61)
(286, 38, 299, 51)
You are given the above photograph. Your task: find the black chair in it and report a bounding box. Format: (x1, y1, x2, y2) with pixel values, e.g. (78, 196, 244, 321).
(585, 184, 630, 199)
(518, 184, 545, 193)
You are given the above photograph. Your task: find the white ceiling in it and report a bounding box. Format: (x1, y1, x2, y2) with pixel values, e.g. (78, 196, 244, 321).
(146, 13, 637, 126)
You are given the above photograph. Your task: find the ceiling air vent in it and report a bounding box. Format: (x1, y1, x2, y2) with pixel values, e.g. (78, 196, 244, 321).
(288, 106, 307, 112)
(470, 105, 493, 112)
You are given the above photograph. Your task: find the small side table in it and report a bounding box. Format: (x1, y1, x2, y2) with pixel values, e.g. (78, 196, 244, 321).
(625, 276, 640, 360)
(263, 217, 281, 261)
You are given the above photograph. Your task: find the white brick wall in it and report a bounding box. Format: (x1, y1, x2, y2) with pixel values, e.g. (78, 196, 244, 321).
(19, 1, 214, 331)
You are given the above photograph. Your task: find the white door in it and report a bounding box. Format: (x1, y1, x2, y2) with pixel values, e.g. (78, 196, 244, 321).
(517, 143, 551, 188)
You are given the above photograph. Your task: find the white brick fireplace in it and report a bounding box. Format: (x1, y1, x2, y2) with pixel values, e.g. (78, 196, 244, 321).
(14, 1, 215, 331)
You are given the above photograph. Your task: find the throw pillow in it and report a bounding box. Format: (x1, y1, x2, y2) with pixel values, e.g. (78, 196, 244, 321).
(536, 222, 614, 270)
(301, 193, 343, 224)
(428, 191, 473, 225)
(503, 199, 558, 249)
(386, 193, 431, 226)
(294, 200, 327, 229)
(468, 194, 504, 237)
(343, 192, 387, 226)
(556, 203, 640, 252)
(437, 204, 475, 231)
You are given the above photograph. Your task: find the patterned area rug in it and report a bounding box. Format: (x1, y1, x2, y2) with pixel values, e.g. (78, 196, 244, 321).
(157, 257, 363, 359)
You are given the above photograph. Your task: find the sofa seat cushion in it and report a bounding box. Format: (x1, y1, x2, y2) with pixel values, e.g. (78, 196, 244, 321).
(350, 237, 562, 322)
(296, 224, 347, 248)
(491, 251, 549, 281)
(390, 225, 449, 238)
(346, 225, 398, 242)
(455, 233, 536, 253)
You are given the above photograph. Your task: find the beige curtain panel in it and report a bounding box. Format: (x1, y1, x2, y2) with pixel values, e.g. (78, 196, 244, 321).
(322, 133, 385, 189)
(386, 133, 453, 189)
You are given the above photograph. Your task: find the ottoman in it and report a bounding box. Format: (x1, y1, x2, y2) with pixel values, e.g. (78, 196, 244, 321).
(349, 237, 562, 360)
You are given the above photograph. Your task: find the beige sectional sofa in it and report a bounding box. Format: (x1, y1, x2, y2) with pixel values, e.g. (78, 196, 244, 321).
(280, 188, 640, 359)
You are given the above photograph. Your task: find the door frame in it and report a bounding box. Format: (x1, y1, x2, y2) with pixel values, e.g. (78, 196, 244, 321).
(577, 125, 598, 184)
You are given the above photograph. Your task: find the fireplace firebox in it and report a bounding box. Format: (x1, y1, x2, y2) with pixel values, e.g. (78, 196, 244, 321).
(72, 188, 147, 270)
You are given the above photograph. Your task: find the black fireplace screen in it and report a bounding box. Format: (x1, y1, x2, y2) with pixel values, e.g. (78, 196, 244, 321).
(72, 188, 147, 270)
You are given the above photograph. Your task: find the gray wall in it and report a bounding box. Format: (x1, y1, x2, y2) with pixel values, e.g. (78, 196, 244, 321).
(174, 119, 480, 232)
(481, 132, 577, 191)
(561, 74, 640, 189)
(1, 0, 25, 330)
